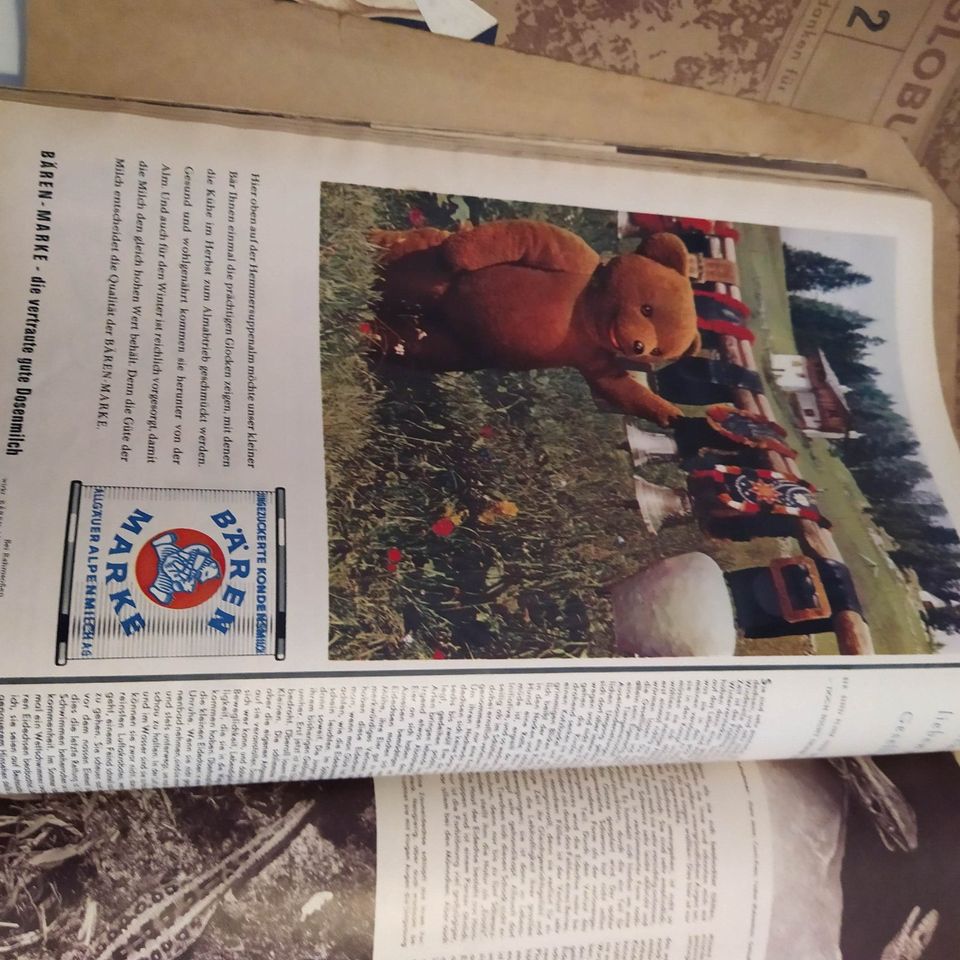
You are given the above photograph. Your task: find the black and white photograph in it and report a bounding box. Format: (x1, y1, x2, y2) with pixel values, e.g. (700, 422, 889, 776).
(0, 779, 377, 960)
(762, 753, 960, 960)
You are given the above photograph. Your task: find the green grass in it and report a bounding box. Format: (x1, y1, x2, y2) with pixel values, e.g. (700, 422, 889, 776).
(736, 224, 932, 654)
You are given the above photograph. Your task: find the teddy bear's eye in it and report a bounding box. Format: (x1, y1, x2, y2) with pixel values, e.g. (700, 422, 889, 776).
(640, 303, 654, 318)
(632, 341, 646, 355)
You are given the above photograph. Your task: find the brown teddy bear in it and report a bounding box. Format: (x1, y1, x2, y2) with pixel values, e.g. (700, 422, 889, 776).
(367, 219, 700, 426)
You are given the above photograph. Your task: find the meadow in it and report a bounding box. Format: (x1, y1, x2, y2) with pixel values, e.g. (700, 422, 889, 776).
(736, 225, 931, 655)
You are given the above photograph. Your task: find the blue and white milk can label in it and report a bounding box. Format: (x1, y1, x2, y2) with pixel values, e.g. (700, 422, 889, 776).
(56, 483, 286, 663)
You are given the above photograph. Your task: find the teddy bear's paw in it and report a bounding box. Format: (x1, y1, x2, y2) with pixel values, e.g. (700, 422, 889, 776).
(651, 399, 683, 428)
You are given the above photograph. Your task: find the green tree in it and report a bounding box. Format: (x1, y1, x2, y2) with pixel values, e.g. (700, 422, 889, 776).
(788, 296, 884, 377)
(784, 292, 960, 604)
(782, 243, 870, 292)
(926, 603, 960, 634)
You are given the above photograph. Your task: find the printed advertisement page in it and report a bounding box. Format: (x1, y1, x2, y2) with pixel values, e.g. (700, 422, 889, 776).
(4, 754, 959, 959)
(1, 97, 960, 789)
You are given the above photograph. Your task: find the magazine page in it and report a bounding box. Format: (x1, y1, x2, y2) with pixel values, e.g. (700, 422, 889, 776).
(3, 753, 958, 959)
(1, 96, 960, 791)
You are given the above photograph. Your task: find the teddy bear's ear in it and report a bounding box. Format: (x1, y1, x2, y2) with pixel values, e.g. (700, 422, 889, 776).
(636, 232, 691, 277)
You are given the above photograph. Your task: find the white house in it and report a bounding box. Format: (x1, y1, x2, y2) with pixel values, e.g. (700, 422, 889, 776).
(770, 351, 858, 440)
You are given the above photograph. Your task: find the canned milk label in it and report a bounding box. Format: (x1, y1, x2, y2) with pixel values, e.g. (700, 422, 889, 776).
(56, 482, 287, 664)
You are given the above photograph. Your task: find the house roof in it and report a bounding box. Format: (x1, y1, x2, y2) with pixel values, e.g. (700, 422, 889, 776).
(814, 349, 851, 415)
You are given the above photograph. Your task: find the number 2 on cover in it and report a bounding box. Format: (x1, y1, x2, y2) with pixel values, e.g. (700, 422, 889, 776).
(847, 5, 891, 32)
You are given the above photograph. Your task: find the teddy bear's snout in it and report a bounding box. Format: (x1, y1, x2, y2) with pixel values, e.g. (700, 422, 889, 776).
(632, 341, 665, 360)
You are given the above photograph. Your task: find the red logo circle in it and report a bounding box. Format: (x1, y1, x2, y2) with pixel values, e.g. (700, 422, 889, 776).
(135, 528, 226, 609)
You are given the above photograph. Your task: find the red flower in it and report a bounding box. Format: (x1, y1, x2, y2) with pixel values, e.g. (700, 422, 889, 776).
(407, 208, 426, 227)
(358, 321, 373, 335)
(479, 424, 494, 439)
(431, 648, 446, 659)
(386, 547, 402, 564)
(386, 562, 398, 573)
(431, 517, 456, 537)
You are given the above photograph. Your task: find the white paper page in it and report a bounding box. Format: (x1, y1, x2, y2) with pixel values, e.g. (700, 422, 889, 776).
(1, 98, 960, 790)
(374, 763, 773, 960)
(0, 1, 20, 83)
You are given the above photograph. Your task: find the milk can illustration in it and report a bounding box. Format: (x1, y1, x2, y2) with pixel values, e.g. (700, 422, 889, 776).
(56, 482, 287, 664)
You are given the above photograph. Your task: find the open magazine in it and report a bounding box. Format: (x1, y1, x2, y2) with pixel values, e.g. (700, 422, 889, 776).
(2, 754, 958, 958)
(0, 94, 958, 790)
(1, 90, 960, 959)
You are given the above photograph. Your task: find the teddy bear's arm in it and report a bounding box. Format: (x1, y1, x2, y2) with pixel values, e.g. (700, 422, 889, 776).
(370, 226, 454, 265)
(442, 219, 601, 275)
(585, 368, 682, 428)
